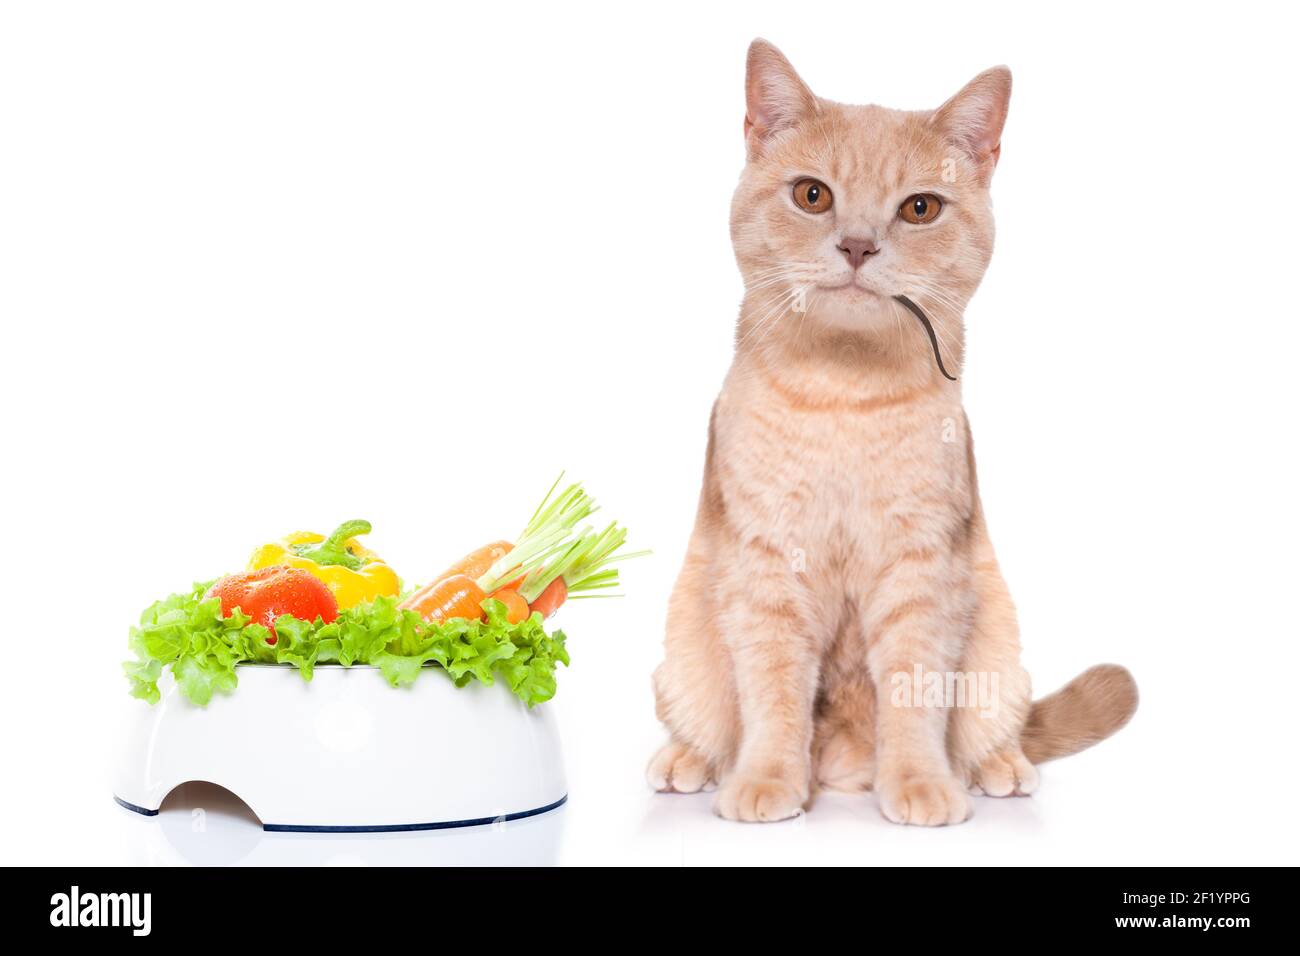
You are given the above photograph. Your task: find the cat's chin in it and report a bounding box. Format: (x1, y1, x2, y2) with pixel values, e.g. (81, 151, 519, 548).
(806, 285, 896, 335)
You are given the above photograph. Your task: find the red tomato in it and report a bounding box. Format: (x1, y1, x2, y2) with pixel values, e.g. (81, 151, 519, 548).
(207, 566, 338, 643)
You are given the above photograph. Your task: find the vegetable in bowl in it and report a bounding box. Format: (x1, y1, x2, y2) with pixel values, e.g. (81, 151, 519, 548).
(206, 566, 338, 640)
(124, 587, 568, 708)
(122, 478, 639, 709)
(247, 519, 400, 609)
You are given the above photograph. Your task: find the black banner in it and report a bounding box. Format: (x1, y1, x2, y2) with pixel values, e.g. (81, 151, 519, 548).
(19, 867, 1279, 939)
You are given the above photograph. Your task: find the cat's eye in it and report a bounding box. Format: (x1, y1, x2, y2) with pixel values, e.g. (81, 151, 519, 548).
(792, 178, 833, 214)
(899, 193, 943, 224)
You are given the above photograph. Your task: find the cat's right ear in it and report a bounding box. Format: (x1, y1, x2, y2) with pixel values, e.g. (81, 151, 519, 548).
(744, 39, 817, 158)
(933, 67, 1012, 182)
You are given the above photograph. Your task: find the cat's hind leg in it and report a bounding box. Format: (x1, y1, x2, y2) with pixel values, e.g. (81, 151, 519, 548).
(948, 531, 1036, 796)
(646, 740, 717, 793)
(812, 626, 878, 792)
(813, 725, 876, 792)
(968, 746, 1038, 796)
(648, 541, 740, 791)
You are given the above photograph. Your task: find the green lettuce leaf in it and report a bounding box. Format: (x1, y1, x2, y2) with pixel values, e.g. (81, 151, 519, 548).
(123, 583, 570, 708)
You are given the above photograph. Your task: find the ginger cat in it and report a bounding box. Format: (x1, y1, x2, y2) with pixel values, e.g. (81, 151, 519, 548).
(648, 41, 1137, 825)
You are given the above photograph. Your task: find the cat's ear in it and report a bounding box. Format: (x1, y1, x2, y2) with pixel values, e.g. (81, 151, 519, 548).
(933, 67, 1012, 180)
(744, 39, 818, 157)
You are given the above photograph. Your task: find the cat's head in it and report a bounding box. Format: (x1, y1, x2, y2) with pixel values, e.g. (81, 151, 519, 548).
(731, 40, 1010, 366)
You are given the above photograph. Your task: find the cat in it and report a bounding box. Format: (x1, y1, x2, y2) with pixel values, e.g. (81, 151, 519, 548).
(648, 40, 1137, 825)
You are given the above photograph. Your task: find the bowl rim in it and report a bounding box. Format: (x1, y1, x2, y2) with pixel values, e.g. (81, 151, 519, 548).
(232, 661, 440, 671)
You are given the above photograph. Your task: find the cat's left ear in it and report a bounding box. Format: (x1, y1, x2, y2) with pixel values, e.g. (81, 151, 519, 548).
(932, 67, 1012, 181)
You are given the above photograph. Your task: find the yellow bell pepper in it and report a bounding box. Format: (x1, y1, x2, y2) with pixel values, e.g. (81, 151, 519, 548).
(248, 520, 400, 610)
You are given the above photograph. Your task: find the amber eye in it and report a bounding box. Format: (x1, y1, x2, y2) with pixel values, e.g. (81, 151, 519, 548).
(899, 193, 943, 224)
(792, 178, 833, 214)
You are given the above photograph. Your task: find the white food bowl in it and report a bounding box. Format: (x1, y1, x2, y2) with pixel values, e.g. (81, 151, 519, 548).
(113, 664, 567, 832)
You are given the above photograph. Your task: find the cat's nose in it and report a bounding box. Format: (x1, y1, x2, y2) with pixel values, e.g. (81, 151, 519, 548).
(836, 237, 879, 269)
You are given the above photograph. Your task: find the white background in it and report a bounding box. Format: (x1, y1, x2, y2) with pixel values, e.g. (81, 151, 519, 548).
(3, 0, 1298, 865)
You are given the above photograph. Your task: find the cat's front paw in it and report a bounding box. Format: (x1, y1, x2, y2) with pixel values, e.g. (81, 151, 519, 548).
(877, 772, 972, 826)
(713, 772, 807, 822)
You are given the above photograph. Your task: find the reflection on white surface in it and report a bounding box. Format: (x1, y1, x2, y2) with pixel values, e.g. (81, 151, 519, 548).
(630, 786, 1051, 867)
(118, 782, 565, 866)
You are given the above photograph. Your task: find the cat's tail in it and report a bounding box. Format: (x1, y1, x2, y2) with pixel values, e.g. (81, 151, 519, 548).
(1021, 664, 1138, 764)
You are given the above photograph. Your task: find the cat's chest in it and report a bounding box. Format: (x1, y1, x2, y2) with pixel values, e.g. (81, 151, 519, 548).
(713, 374, 970, 536)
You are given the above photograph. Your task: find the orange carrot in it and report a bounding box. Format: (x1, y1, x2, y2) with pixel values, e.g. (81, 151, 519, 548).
(528, 576, 568, 619)
(400, 574, 488, 623)
(437, 540, 514, 583)
(500, 572, 528, 592)
(489, 588, 530, 624)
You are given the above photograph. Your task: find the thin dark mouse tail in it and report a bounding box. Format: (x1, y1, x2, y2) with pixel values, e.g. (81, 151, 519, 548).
(894, 294, 957, 381)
